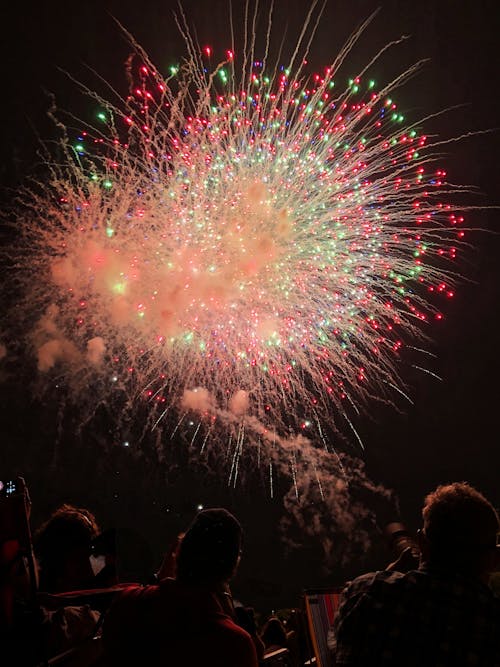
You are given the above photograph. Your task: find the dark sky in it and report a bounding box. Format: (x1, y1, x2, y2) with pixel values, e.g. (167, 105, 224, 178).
(1, 0, 499, 610)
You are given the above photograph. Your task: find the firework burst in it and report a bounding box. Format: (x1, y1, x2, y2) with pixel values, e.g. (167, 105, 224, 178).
(6, 4, 466, 488)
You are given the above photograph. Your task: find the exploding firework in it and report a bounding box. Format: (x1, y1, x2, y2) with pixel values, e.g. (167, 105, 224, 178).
(6, 4, 466, 491)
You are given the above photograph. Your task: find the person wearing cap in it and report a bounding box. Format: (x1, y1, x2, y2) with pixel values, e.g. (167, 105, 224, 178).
(103, 507, 258, 667)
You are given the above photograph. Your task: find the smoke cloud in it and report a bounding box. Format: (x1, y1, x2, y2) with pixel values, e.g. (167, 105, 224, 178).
(87, 337, 106, 366)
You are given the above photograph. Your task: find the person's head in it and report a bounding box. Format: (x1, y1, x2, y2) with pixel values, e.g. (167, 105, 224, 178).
(34, 504, 99, 592)
(176, 508, 242, 588)
(419, 482, 499, 580)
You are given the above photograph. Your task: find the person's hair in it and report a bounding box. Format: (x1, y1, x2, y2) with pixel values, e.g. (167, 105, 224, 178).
(176, 508, 242, 586)
(422, 482, 499, 568)
(261, 616, 288, 649)
(34, 504, 99, 589)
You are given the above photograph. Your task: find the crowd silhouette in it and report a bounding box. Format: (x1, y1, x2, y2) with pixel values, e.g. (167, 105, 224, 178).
(1, 479, 499, 666)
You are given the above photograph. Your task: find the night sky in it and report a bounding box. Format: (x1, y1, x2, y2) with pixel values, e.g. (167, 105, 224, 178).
(1, 0, 499, 611)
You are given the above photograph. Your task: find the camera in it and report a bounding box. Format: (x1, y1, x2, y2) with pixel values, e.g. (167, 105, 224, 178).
(384, 522, 420, 559)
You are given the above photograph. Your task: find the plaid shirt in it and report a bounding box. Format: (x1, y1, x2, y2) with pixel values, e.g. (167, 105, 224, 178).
(333, 568, 500, 667)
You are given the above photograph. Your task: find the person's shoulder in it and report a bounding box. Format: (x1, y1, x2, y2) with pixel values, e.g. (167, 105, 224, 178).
(104, 584, 160, 631)
(353, 569, 406, 583)
(111, 583, 160, 607)
(217, 613, 253, 639)
(116, 583, 149, 595)
(215, 616, 258, 664)
(344, 569, 405, 594)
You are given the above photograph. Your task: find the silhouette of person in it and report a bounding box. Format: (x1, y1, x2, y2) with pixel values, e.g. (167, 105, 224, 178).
(103, 507, 258, 667)
(333, 482, 500, 666)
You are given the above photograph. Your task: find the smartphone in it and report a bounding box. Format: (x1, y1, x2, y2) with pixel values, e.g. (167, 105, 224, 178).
(0, 478, 30, 544)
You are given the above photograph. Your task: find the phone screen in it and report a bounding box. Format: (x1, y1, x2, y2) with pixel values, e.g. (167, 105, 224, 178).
(2, 480, 18, 496)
